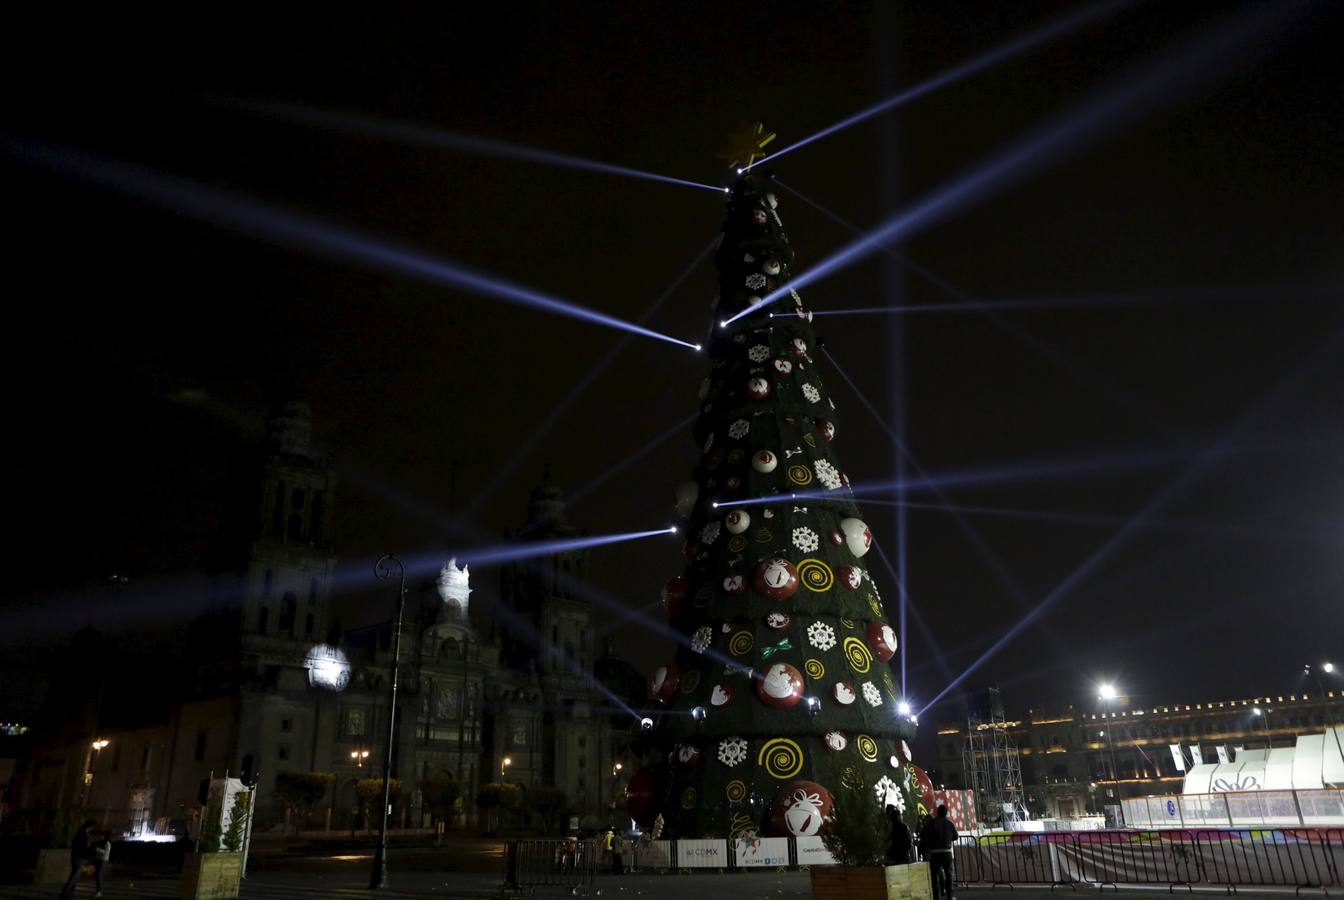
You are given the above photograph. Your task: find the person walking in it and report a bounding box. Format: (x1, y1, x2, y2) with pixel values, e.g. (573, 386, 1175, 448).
(886, 804, 912, 864)
(611, 830, 625, 875)
(91, 829, 112, 897)
(919, 804, 959, 900)
(59, 819, 96, 898)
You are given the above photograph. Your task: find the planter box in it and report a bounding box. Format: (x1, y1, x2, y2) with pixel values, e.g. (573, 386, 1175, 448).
(179, 852, 243, 899)
(812, 862, 932, 900)
(34, 849, 73, 884)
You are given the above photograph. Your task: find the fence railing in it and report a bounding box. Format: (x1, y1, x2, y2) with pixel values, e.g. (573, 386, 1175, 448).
(504, 838, 598, 892)
(953, 828, 1344, 891)
(1124, 789, 1344, 829)
(507, 828, 1344, 892)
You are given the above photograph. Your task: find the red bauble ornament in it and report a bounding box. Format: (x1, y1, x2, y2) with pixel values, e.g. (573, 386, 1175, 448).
(723, 573, 747, 595)
(838, 566, 862, 590)
(755, 663, 805, 709)
(763, 258, 782, 276)
(709, 684, 734, 707)
(866, 621, 898, 662)
(824, 731, 847, 751)
(751, 209, 768, 224)
(790, 337, 808, 357)
(910, 763, 937, 816)
(828, 530, 845, 548)
(676, 744, 701, 766)
(768, 781, 834, 837)
(724, 510, 751, 534)
(662, 576, 688, 617)
(625, 766, 660, 825)
(746, 377, 771, 399)
(753, 558, 800, 600)
(819, 420, 836, 442)
(773, 357, 793, 375)
(833, 682, 857, 705)
(752, 450, 778, 473)
(649, 663, 681, 703)
(765, 612, 791, 630)
(725, 475, 742, 492)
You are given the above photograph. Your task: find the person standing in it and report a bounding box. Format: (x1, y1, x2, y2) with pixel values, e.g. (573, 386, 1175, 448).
(887, 804, 912, 864)
(919, 804, 959, 900)
(59, 819, 96, 898)
(91, 829, 112, 897)
(611, 830, 625, 875)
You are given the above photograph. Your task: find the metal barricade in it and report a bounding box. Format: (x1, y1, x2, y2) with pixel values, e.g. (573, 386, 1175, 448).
(504, 838, 598, 894)
(1194, 828, 1337, 893)
(1060, 830, 1203, 889)
(967, 833, 1060, 886)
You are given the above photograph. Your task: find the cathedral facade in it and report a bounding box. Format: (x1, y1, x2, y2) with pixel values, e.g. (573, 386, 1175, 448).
(19, 403, 643, 834)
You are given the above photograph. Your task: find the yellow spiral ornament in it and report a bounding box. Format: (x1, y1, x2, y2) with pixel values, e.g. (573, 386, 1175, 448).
(728, 535, 747, 553)
(726, 780, 748, 803)
(758, 738, 804, 780)
(804, 658, 825, 679)
(730, 812, 756, 839)
(797, 558, 834, 592)
(856, 734, 879, 763)
(840, 617, 856, 629)
(694, 585, 714, 608)
(787, 465, 813, 486)
(681, 787, 698, 809)
(841, 765, 862, 790)
(868, 593, 884, 618)
(729, 630, 754, 656)
(843, 636, 873, 674)
(681, 670, 701, 693)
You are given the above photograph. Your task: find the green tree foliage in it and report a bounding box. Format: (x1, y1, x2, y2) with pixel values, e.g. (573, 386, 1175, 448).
(221, 790, 252, 853)
(199, 794, 224, 851)
(273, 771, 335, 832)
(528, 786, 568, 833)
(355, 777, 401, 805)
(48, 807, 87, 849)
(419, 774, 461, 820)
(821, 776, 891, 868)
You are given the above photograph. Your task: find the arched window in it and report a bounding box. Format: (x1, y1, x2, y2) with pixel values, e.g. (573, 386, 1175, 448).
(279, 592, 298, 635)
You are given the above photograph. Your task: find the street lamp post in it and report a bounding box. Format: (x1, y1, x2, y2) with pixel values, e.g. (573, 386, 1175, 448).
(1098, 684, 1121, 808)
(1251, 707, 1274, 750)
(1305, 662, 1343, 777)
(501, 756, 512, 780)
(369, 554, 408, 890)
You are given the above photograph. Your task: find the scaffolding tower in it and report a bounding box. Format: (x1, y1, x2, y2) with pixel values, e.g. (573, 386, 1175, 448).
(962, 687, 1027, 827)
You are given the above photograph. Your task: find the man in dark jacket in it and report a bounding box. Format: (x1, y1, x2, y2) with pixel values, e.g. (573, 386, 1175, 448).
(919, 805, 958, 900)
(886, 804, 912, 864)
(59, 819, 97, 898)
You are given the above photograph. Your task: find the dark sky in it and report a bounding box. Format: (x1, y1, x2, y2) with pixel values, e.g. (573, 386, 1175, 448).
(4, 2, 1342, 749)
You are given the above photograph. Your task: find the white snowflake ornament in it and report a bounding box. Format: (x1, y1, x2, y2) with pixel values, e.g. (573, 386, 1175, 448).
(728, 419, 750, 440)
(807, 621, 836, 651)
(745, 273, 767, 290)
(791, 526, 820, 554)
(691, 626, 713, 654)
(718, 737, 749, 767)
(813, 459, 841, 490)
(875, 776, 904, 810)
(862, 682, 883, 707)
(699, 521, 721, 545)
(748, 344, 770, 363)
(801, 383, 821, 404)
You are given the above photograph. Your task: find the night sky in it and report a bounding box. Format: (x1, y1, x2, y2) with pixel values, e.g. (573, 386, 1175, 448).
(4, 2, 1342, 751)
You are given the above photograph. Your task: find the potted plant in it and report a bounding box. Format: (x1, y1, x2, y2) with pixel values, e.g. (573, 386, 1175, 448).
(33, 807, 84, 884)
(812, 776, 929, 900)
(180, 783, 251, 899)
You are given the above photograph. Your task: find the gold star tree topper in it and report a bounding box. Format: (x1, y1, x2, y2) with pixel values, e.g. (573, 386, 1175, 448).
(718, 121, 777, 171)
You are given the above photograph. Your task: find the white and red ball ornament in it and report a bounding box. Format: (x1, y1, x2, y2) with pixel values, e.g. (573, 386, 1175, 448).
(725, 475, 742, 492)
(763, 258, 782, 276)
(818, 420, 835, 442)
(828, 529, 845, 548)
(753, 558, 800, 601)
(773, 358, 793, 375)
(673, 481, 699, 518)
(765, 612, 791, 630)
(833, 682, 857, 705)
(888, 755, 902, 769)
(625, 766, 660, 825)
(650, 663, 681, 703)
(751, 209, 768, 225)
(790, 337, 808, 357)
(676, 744, 701, 766)
(866, 621, 898, 662)
(710, 684, 734, 707)
(839, 517, 872, 558)
(839, 566, 863, 590)
(824, 731, 848, 752)
(898, 740, 913, 763)
(769, 781, 834, 838)
(723, 574, 747, 595)
(752, 450, 778, 473)
(755, 663, 805, 709)
(724, 510, 751, 534)
(746, 377, 771, 400)
(662, 576, 688, 617)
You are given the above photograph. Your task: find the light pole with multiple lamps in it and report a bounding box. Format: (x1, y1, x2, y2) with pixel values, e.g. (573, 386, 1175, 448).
(1098, 684, 1122, 808)
(1251, 706, 1275, 749)
(369, 554, 408, 890)
(1304, 661, 1342, 774)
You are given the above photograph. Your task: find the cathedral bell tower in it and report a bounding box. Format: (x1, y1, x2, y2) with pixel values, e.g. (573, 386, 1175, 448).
(242, 401, 338, 646)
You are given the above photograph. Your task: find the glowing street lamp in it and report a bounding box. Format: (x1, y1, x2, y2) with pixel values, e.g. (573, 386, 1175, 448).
(1304, 662, 1343, 765)
(350, 749, 370, 767)
(1097, 684, 1121, 804)
(1251, 706, 1275, 749)
(501, 756, 513, 779)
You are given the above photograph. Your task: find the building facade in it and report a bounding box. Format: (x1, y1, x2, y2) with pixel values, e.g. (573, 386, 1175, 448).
(18, 403, 644, 835)
(937, 688, 1343, 824)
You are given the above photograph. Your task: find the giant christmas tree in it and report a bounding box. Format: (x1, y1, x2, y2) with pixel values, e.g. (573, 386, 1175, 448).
(628, 145, 919, 841)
